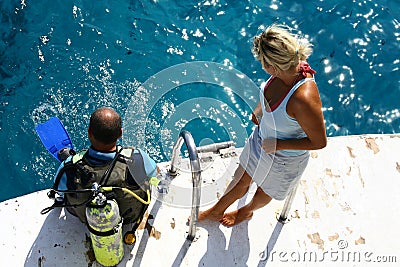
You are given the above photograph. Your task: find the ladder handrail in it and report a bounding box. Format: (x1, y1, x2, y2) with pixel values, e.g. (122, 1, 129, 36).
(278, 182, 299, 223)
(169, 130, 202, 241)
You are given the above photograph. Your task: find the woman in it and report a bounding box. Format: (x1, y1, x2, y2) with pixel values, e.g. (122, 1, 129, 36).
(198, 24, 327, 227)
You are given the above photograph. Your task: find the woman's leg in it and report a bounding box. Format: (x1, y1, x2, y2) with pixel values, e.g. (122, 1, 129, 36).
(198, 165, 253, 222)
(220, 187, 272, 226)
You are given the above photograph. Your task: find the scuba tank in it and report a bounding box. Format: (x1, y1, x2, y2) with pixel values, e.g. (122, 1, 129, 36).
(85, 184, 124, 266)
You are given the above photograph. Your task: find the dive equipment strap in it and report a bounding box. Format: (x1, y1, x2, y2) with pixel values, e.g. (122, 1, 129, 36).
(40, 193, 94, 215)
(86, 220, 122, 237)
(99, 146, 124, 185)
(51, 152, 93, 191)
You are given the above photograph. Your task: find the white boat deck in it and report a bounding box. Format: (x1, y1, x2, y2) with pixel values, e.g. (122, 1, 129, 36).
(1, 134, 399, 266)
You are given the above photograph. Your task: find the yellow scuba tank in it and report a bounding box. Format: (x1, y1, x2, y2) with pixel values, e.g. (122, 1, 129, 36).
(86, 189, 124, 266)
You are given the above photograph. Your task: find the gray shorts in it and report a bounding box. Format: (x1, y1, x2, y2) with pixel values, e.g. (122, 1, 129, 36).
(239, 127, 309, 200)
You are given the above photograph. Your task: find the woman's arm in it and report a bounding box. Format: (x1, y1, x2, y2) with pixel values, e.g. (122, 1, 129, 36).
(251, 102, 262, 125)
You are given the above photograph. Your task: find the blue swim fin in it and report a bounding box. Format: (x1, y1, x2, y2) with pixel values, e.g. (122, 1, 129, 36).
(35, 117, 74, 162)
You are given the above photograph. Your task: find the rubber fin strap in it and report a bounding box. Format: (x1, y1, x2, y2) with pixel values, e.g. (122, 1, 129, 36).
(35, 117, 74, 162)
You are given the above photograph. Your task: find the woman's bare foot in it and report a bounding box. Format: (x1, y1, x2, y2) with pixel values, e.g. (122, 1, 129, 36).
(197, 207, 224, 222)
(220, 208, 253, 227)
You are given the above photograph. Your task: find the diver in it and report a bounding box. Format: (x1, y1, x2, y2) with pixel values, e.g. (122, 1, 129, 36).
(48, 107, 158, 241)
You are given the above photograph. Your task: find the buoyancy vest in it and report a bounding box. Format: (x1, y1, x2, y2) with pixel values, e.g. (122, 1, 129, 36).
(57, 146, 150, 225)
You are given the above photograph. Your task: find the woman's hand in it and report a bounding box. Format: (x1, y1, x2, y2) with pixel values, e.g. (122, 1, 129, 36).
(251, 113, 261, 125)
(251, 102, 262, 125)
(262, 138, 277, 153)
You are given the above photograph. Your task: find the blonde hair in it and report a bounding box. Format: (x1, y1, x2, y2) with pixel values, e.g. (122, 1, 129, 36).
(252, 24, 313, 74)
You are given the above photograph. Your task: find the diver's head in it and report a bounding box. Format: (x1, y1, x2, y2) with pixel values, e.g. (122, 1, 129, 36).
(88, 107, 122, 151)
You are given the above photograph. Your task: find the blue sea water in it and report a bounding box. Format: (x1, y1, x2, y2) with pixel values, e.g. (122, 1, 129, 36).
(0, 0, 399, 202)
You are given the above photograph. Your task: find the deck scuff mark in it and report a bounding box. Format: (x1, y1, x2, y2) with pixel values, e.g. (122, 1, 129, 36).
(365, 138, 380, 154)
(347, 146, 355, 158)
(328, 233, 339, 241)
(355, 236, 365, 245)
(307, 232, 324, 250)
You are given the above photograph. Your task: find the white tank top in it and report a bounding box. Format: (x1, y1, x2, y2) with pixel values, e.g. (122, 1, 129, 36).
(258, 76, 315, 156)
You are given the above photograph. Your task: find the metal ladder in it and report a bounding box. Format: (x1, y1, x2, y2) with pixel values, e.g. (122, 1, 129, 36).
(168, 130, 234, 241)
(167, 130, 297, 240)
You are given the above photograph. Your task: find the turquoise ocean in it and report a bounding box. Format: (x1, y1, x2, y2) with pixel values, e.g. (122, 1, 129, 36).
(0, 0, 399, 202)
